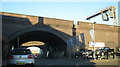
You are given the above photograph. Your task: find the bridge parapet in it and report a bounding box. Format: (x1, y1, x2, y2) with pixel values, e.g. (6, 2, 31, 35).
(77, 21, 118, 32)
(1, 12, 41, 25)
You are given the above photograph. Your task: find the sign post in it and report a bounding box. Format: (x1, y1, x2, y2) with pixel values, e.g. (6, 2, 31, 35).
(90, 22, 96, 60)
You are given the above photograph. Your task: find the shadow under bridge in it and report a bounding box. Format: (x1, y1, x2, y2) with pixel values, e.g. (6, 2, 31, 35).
(9, 27, 69, 59)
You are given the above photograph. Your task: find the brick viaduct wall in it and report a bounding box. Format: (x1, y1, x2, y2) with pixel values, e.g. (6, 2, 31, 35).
(1, 12, 73, 39)
(1, 12, 119, 51)
(44, 17, 73, 36)
(76, 21, 119, 50)
(1, 12, 74, 59)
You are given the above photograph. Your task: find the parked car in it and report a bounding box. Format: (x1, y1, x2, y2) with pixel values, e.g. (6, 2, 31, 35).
(80, 49, 93, 59)
(84, 50, 93, 59)
(116, 48, 120, 56)
(95, 47, 115, 59)
(7, 48, 35, 67)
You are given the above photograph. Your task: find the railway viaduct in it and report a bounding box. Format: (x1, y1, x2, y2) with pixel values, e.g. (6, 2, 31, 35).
(1, 12, 119, 59)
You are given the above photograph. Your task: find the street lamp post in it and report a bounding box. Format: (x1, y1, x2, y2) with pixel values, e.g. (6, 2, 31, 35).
(93, 22, 96, 60)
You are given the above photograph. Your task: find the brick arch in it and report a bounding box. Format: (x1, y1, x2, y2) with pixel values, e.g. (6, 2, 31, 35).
(9, 26, 69, 44)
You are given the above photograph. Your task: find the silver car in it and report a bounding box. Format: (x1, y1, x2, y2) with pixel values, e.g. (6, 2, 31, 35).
(7, 48, 35, 67)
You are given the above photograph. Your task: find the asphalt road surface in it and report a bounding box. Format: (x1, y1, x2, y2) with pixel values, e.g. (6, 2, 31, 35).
(2, 58, 120, 67)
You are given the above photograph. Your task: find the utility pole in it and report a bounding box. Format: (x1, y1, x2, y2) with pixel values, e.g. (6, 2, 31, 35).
(86, 6, 117, 59)
(92, 22, 96, 60)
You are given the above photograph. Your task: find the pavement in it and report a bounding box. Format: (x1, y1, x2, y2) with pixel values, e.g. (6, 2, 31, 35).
(65, 58, 119, 65)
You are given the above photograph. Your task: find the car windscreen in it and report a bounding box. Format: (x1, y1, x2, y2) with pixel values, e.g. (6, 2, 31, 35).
(10, 49, 32, 55)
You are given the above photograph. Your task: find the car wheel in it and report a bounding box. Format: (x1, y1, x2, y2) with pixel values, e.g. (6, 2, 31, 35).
(7, 64, 15, 67)
(26, 64, 34, 67)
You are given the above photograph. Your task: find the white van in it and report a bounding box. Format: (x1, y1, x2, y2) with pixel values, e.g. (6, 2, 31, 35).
(27, 47, 41, 56)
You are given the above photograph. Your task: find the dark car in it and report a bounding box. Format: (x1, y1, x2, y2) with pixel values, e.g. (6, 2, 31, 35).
(80, 49, 93, 59)
(96, 47, 115, 59)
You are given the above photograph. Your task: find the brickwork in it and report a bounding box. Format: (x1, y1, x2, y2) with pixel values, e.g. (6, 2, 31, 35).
(1, 12, 40, 25)
(1, 12, 120, 59)
(77, 21, 119, 50)
(44, 17, 73, 36)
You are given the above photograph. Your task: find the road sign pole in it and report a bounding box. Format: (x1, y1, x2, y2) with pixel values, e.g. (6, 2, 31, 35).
(93, 22, 96, 60)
